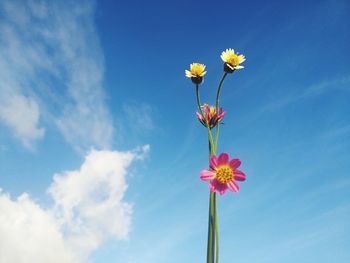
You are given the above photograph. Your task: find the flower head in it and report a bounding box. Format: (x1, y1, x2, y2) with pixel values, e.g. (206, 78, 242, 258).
(220, 49, 245, 73)
(196, 104, 225, 129)
(185, 63, 207, 84)
(200, 153, 246, 195)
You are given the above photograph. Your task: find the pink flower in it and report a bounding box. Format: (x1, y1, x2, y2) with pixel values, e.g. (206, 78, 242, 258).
(196, 104, 225, 129)
(200, 152, 246, 195)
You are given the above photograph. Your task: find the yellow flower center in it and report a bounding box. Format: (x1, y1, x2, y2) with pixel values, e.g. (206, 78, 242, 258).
(216, 165, 233, 184)
(190, 63, 206, 77)
(226, 54, 239, 66)
(209, 106, 215, 115)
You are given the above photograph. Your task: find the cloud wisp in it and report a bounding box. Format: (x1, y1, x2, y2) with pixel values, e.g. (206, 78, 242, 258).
(0, 0, 113, 150)
(260, 75, 350, 112)
(0, 94, 45, 148)
(0, 146, 149, 263)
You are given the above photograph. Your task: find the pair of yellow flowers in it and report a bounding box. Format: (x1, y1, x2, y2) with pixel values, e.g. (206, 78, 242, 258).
(185, 48, 246, 84)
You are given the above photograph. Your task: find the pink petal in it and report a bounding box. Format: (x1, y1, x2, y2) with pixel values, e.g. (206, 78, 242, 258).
(218, 110, 226, 120)
(219, 189, 228, 195)
(227, 180, 240, 192)
(210, 155, 218, 169)
(234, 170, 246, 181)
(229, 158, 241, 170)
(196, 112, 203, 121)
(218, 153, 229, 166)
(200, 170, 215, 181)
(210, 179, 228, 195)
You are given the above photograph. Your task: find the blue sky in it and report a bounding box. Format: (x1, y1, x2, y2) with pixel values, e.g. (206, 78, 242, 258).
(0, 0, 349, 262)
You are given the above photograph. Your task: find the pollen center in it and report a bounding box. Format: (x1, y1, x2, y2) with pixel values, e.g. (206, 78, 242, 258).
(216, 165, 233, 184)
(228, 55, 239, 66)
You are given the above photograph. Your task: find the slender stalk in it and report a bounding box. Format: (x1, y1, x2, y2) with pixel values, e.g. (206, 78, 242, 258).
(215, 72, 227, 112)
(196, 75, 230, 263)
(214, 193, 219, 263)
(212, 72, 229, 263)
(207, 192, 215, 263)
(196, 84, 205, 118)
(196, 84, 214, 153)
(208, 130, 214, 155)
(197, 84, 216, 263)
(208, 140, 211, 161)
(213, 73, 227, 153)
(207, 148, 215, 263)
(214, 126, 220, 155)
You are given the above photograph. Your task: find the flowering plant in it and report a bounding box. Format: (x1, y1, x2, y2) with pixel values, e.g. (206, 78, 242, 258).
(196, 104, 225, 130)
(185, 48, 246, 263)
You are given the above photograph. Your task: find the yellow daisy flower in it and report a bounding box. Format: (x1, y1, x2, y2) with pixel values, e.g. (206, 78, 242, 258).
(185, 63, 207, 84)
(220, 48, 245, 73)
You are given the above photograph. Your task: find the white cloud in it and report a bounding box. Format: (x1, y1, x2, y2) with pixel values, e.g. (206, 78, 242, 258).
(48, 149, 136, 259)
(0, 0, 113, 150)
(49, 1, 113, 150)
(0, 94, 44, 148)
(0, 192, 78, 263)
(0, 146, 149, 262)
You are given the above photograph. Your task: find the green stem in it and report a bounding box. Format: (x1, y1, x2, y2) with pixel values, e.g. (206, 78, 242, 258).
(196, 84, 205, 120)
(208, 141, 211, 161)
(211, 72, 228, 263)
(207, 192, 215, 263)
(213, 73, 227, 153)
(196, 84, 214, 153)
(214, 126, 220, 155)
(214, 193, 219, 263)
(196, 85, 216, 263)
(208, 130, 214, 155)
(196, 81, 226, 263)
(215, 73, 227, 112)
